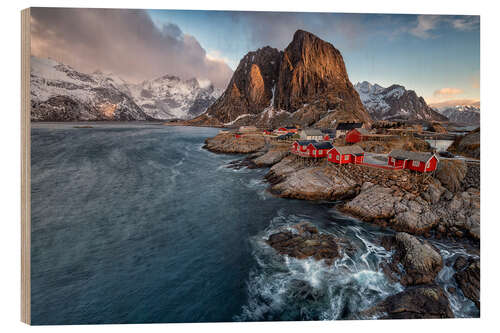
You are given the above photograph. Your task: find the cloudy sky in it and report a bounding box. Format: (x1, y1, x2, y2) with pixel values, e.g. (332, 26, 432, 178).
(31, 8, 479, 104)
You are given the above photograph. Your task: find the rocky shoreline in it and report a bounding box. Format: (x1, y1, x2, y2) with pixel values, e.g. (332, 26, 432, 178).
(203, 132, 480, 317)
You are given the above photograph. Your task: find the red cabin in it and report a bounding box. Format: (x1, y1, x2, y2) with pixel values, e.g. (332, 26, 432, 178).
(292, 140, 317, 156)
(234, 133, 242, 138)
(388, 149, 439, 172)
(306, 141, 333, 158)
(327, 145, 365, 164)
(345, 128, 370, 144)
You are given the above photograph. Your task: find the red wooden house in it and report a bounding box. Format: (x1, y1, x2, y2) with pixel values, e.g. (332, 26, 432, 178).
(388, 149, 439, 172)
(345, 128, 370, 144)
(306, 141, 334, 158)
(292, 140, 317, 156)
(234, 133, 242, 138)
(327, 145, 365, 164)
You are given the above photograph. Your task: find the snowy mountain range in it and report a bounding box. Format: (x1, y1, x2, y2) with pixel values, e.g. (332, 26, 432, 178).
(127, 75, 221, 120)
(30, 56, 222, 121)
(354, 81, 447, 122)
(436, 105, 480, 125)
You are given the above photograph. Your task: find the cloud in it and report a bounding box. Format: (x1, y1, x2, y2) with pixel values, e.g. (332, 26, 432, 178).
(410, 15, 442, 39)
(30, 8, 233, 88)
(450, 16, 480, 31)
(228, 12, 372, 51)
(433, 87, 464, 98)
(409, 15, 479, 39)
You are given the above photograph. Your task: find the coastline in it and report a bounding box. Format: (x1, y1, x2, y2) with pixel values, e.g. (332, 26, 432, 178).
(203, 130, 480, 316)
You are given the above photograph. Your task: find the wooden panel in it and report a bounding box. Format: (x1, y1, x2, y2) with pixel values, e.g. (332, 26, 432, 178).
(21, 7, 31, 325)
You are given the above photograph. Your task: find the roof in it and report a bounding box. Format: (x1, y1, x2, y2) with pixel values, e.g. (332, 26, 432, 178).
(320, 128, 336, 135)
(388, 149, 436, 162)
(331, 145, 365, 155)
(296, 140, 317, 146)
(301, 128, 323, 136)
(353, 128, 370, 135)
(277, 133, 294, 139)
(284, 126, 297, 130)
(311, 141, 334, 150)
(336, 122, 363, 131)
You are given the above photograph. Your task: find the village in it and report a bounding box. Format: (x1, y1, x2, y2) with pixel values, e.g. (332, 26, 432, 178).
(221, 121, 476, 174)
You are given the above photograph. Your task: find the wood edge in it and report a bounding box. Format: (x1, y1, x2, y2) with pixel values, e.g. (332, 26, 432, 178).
(21, 7, 31, 325)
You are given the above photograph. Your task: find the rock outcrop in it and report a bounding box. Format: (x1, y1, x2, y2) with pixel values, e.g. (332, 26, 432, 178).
(382, 233, 443, 286)
(203, 133, 266, 154)
(362, 285, 454, 319)
(266, 222, 340, 264)
(253, 149, 289, 167)
(454, 257, 480, 309)
(267, 158, 358, 200)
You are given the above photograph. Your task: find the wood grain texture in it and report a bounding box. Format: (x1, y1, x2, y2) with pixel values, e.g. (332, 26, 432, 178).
(21, 7, 31, 325)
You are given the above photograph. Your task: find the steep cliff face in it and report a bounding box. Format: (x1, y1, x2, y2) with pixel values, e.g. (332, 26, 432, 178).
(274, 30, 370, 125)
(202, 46, 282, 124)
(191, 30, 371, 127)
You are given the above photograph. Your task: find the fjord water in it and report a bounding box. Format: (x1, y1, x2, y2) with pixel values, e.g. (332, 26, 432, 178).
(30, 123, 478, 324)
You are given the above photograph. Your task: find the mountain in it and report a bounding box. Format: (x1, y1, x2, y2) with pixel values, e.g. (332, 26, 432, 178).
(190, 30, 372, 128)
(437, 105, 480, 125)
(429, 99, 480, 109)
(354, 81, 447, 122)
(127, 76, 222, 120)
(31, 57, 151, 121)
(30, 56, 222, 121)
(193, 46, 282, 125)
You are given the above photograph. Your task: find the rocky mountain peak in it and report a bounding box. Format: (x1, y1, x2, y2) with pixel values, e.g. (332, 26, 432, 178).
(192, 29, 372, 127)
(201, 46, 282, 124)
(274, 30, 371, 125)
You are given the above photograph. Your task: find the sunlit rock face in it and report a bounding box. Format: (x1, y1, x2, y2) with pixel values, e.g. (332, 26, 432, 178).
(191, 30, 372, 127)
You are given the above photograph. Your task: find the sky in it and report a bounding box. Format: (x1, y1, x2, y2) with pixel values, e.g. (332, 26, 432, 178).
(31, 8, 479, 104)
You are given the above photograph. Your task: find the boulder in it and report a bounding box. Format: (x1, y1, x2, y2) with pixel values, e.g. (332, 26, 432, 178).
(341, 184, 400, 221)
(383, 233, 443, 286)
(434, 159, 467, 193)
(362, 285, 454, 319)
(266, 222, 340, 264)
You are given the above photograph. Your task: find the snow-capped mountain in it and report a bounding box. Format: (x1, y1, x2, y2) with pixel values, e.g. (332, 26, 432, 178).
(354, 81, 447, 121)
(127, 75, 222, 120)
(31, 57, 151, 121)
(437, 105, 480, 125)
(30, 56, 222, 121)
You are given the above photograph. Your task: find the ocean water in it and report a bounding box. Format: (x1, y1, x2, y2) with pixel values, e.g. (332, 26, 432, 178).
(30, 123, 478, 324)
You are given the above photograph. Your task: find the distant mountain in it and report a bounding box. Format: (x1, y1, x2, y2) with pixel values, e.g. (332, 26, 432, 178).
(190, 30, 372, 128)
(31, 57, 151, 121)
(127, 75, 222, 120)
(437, 105, 480, 125)
(354, 81, 447, 122)
(429, 99, 480, 109)
(30, 56, 222, 121)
